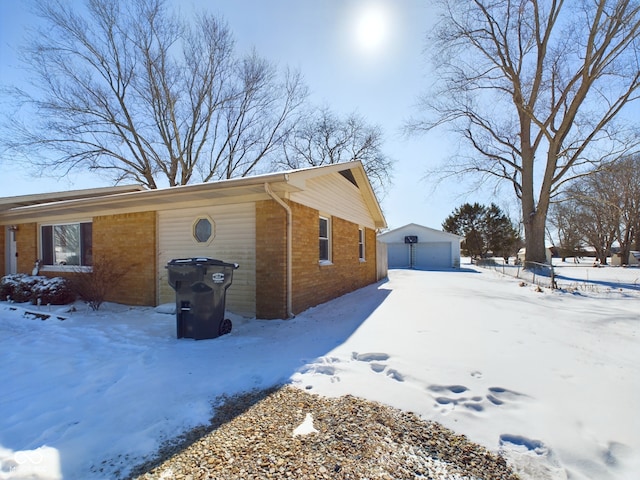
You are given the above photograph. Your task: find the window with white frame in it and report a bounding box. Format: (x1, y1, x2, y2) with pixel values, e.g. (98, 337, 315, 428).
(319, 216, 331, 263)
(358, 227, 365, 261)
(41, 222, 93, 267)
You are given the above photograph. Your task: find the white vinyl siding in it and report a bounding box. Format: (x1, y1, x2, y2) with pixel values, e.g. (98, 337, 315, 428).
(157, 203, 256, 316)
(291, 173, 375, 229)
(378, 224, 462, 269)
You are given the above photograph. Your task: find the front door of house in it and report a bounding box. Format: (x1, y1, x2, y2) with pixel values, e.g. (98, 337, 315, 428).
(5, 226, 17, 274)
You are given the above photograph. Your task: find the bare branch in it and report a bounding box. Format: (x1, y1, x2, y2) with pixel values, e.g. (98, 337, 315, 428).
(0, 0, 308, 189)
(409, 0, 640, 264)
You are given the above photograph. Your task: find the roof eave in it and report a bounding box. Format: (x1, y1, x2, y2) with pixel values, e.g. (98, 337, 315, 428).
(0, 185, 146, 211)
(0, 163, 388, 229)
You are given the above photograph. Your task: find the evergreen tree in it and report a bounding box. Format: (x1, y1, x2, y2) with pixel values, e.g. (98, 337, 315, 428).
(443, 203, 519, 260)
(442, 203, 487, 259)
(484, 204, 520, 261)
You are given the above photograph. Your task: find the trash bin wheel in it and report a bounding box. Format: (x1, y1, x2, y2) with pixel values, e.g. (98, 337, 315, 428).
(219, 318, 232, 335)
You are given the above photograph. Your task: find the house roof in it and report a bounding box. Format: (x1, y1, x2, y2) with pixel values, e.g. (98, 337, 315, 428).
(0, 161, 386, 228)
(378, 223, 462, 241)
(0, 185, 145, 212)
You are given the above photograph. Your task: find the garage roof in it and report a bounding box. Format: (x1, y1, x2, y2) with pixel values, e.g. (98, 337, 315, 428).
(378, 223, 462, 243)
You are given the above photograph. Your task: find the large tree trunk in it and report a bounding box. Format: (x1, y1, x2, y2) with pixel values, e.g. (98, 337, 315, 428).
(618, 221, 635, 265)
(520, 142, 550, 266)
(524, 210, 549, 266)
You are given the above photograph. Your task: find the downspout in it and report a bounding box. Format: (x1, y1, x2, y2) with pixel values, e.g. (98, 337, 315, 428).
(264, 183, 294, 319)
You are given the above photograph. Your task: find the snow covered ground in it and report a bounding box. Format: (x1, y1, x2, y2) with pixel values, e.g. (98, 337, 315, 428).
(0, 261, 638, 480)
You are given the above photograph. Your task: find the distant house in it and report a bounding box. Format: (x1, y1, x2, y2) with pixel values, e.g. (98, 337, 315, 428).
(377, 223, 462, 270)
(611, 251, 640, 266)
(516, 247, 553, 264)
(0, 161, 386, 319)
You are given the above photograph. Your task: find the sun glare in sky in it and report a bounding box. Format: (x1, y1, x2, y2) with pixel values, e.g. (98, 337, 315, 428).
(353, 3, 393, 56)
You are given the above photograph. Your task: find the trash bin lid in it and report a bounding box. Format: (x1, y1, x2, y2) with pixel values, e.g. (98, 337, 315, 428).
(167, 257, 238, 269)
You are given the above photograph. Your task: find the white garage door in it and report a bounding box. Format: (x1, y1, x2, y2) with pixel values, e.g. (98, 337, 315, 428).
(388, 243, 410, 268)
(387, 242, 452, 269)
(415, 242, 451, 269)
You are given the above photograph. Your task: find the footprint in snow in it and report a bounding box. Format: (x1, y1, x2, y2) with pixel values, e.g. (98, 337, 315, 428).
(499, 434, 565, 480)
(386, 369, 404, 382)
(352, 352, 405, 382)
(428, 384, 485, 414)
(428, 384, 469, 394)
(369, 363, 386, 373)
(351, 352, 390, 362)
(486, 386, 527, 406)
(298, 356, 341, 381)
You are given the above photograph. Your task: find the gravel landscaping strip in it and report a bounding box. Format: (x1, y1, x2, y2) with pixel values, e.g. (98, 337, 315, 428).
(129, 385, 519, 480)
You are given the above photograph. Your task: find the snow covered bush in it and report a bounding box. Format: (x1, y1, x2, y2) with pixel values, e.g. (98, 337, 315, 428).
(0, 274, 75, 305)
(0, 274, 39, 303)
(1, 274, 25, 301)
(30, 277, 76, 305)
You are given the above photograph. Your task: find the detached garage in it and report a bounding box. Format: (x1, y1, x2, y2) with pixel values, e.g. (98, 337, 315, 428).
(378, 223, 462, 270)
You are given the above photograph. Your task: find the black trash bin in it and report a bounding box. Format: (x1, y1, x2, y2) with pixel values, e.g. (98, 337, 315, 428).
(166, 257, 239, 340)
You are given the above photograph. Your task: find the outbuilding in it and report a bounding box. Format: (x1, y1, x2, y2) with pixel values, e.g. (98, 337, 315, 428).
(611, 251, 640, 266)
(516, 247, 553, 265)
(378, 223, 461, 270)
(0, 161, 386, 319)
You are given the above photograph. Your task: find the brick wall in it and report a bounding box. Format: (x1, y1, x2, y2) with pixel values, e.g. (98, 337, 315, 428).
(255, 199, 378, 319)
(16, 223, 38, 273)
(290, 202, 377, 316)
(4, 213, 155, 306)
(93, 211, 157, 306)
(255, 200, 288, 319)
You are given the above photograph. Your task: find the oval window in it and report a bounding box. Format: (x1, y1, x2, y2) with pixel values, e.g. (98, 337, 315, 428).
(193, 217, 214, 243)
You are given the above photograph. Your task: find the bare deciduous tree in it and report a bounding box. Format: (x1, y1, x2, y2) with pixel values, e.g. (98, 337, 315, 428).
(612, 155, 640, 262)
(567, 174, 621, 265)
(548, 201, 585, 260)
(2, 0, 307, 188)
(279, 106, 393, 196)
(551, 155, 640, 264)
(410, 0, 640, 265)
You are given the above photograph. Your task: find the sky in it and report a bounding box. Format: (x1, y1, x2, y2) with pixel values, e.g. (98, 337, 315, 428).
(0, 0, 640, 229)
(0, 0, 498, 230)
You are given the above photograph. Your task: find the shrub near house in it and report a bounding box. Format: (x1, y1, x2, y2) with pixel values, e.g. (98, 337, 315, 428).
(0, 274, 75, 305)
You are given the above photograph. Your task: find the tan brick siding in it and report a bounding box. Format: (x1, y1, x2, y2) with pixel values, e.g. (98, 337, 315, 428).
(6, 214, 156, 306)
(93, 211, 157, 306)
(16, 223, 38, 273)
(255, 199, 377, 319)
(290, 202, 377, 316)
(255, 200, 288, 319)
